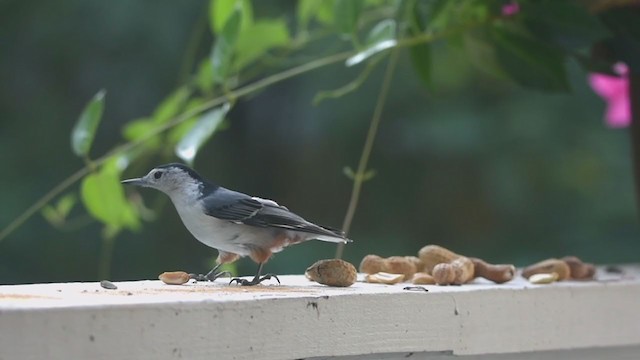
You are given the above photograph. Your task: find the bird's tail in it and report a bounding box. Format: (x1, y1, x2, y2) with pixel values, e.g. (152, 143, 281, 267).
(313, 234, 352, 243)
(313, 225, 353, 243)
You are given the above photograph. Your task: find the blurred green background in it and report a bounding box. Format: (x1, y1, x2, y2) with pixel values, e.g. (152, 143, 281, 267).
(1, 0, 637, 285)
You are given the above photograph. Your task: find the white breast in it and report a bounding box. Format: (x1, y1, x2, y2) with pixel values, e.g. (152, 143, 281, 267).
(169, 194, 280, 257)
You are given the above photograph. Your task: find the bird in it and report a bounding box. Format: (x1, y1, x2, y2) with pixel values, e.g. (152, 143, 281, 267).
(122, 163, 350, 286)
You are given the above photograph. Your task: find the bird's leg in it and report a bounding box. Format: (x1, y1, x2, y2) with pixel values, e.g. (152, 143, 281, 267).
(189, 263, 231, 282)
(230, 263, 280, 286)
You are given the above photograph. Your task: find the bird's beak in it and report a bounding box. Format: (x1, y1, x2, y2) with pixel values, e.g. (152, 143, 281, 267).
(121, 178, 147, 187)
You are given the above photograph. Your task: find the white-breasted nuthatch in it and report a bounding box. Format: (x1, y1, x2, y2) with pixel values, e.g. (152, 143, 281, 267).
(122, 163, 350, 285)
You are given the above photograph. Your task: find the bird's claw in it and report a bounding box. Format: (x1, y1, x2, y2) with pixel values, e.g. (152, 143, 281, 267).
(229, 274, 280, 286)
(189, 271, 232, 282)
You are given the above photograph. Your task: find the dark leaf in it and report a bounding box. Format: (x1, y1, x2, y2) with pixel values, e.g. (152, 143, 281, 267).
(211, 6, 242, 84)
(600, 7, 640, 42)
(334, 0, 363, 36)
(408, 1, 432, 89)
(523, 0, 610, 51)
(409, 44, 432, 89)
(491, 27, 570, 92)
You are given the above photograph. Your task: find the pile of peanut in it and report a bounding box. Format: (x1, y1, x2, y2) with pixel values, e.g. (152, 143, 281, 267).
(360, 245, 516, 285)
(522, 256, 595, 284)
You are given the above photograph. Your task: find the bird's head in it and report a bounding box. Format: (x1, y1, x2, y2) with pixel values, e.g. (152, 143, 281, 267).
(121, 163, 209, 197)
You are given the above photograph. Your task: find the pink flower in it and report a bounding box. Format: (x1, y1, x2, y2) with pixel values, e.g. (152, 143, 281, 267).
(589, 62, 631, 128)
(502, 1, 520, 16)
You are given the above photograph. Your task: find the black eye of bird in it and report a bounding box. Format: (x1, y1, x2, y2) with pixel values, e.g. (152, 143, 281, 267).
(154, 171, 163, 180)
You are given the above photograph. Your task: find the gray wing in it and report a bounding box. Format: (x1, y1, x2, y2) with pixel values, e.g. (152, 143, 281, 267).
(202, 188, 345, 239)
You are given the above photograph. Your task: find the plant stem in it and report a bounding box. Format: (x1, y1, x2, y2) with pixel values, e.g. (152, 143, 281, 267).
(335, 48, 400, 259)
(98, 233, 116, 279)
(629, 72, 640, 216)
(0, 167, 90, 242)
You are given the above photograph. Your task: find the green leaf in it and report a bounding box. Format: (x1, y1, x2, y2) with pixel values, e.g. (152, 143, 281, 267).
(346, 19, 396, 66)
(122, 118, 162, 150)
(426, 0, 457, 32)
(297, 0, 316, 30)
(211, 7, 242, 84)
(196, 60, 214, 94)
(81, 159, 140, 231)
(235, 20, 291, 70)
(41, 193, 77, 227)
(409, 44, 432, 89)
(152, 87, 191, 124)
(316, 0, 335, 25)
(175, 103, 231, 165)
(523, 1, 610, 51)
(408, 1, 432, 89)
(343, 166, 356, 179)
(600, 8, 640, 42)
(573, 52, 617, 75)
(297, 0, 335, 29)
(491, 27, 570, 92)
(361, 169, 376, 181)
(209, 0, 253, 34)
(167, 98, 207, 144)
(464, 29, 507, 80)
(56, 193, 77, 218)
(343, 166, 376, 181)
(41, 206, 62, 227)
(71, 90, 106, 157)
(334, 0, 363, 36)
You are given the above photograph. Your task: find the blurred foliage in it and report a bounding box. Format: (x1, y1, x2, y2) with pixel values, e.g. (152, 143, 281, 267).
(1, 0, 639, 284)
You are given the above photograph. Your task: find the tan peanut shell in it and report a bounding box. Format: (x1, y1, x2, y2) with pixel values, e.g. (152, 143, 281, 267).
(470, 258, 516, 284)
(561, 256, 596, 280)
(418, 245, 460, 273)
(411, 272, 435, 285)
(405, 256, 426, 273)
(450, 257, 474, 284)
(359, 255, 418, 280)
(522, 258, 571, 281)
(159, 271, 190, 285)
(365, 272, 405, 284)
(306, 259, 357, 287)
(528, 272, 559, 284)
(359, 255, 386, 274)
(386, 256, 417, 280)
(432, 263, 456, 285)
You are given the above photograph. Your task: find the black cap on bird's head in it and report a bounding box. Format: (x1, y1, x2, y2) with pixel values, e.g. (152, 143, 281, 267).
(121, 163, 213, 194)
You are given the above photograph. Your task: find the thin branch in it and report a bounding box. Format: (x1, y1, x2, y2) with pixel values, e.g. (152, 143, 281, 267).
(0, 50, 353, 243)
(0, 24, 477, 243)
(629, 72, 640, 216)
(335, 48, 400, 259)
(0, 167, 90, 242)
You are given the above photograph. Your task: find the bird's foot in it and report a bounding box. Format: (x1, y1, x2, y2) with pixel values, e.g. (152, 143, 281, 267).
(229, 274, 280, 286)
(189, 271, 232, 282)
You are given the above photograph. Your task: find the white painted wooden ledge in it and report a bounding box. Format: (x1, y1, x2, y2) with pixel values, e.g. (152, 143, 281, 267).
(1, 266, 640, 360)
